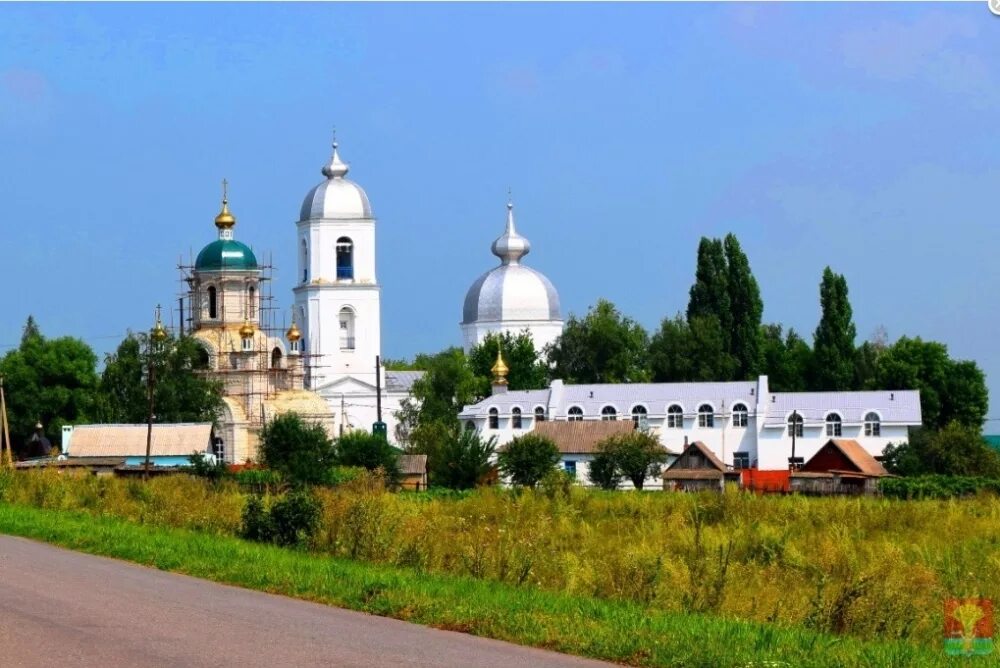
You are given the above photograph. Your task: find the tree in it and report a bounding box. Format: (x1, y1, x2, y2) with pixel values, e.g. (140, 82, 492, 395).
(259, 412, 336, 486)
(0, 317, 99, 454)
(547, 299, 649, 383)
(882, 423, 1000, 477)
(497, 433, 560, 488)
(593, 431, 668, 490)
(723, 234, 764, 379)
(97, 332, 223, 425)
(874, 337, 988, 431)
(431, 426, 497, 489)
(468, 331, 548, 395)
(334, 430, 401, 484)
(587, 449, 622, 490)
(810, 267, 856, 390)
(649, 314, 736, 382)
(687, 237, 731, 352)
(760, 324, 812, 392)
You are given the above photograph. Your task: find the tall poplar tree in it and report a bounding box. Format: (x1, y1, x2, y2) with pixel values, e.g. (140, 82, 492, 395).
(811, 267, 857, 390)
(723, 234, 763, 378)
(686, 238, 731, 352)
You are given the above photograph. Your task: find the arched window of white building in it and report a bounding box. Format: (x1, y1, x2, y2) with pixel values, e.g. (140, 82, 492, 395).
(248, 285, 256, 319)
(301, 240, 309, 283)
(864, 412, 881, 437)
(601, 406, 617, 421)
(534, 406, 546, 423)
(631, 405, 647, 427)
(787, 413, 804, 438)
(207, 286, 217, 319)
(667, 404, 683, 429)
(732, 403, 748, 428)
(568, 406, 584, 422)
(270, 347, 282, 369)
(826, 413, 842, 437)
(488, 407, 499, 430)
(336, 237, 353, 280)
(698, 404, 714, 428)
(338, 307, 355, 350)
(512, 407, 522, 429)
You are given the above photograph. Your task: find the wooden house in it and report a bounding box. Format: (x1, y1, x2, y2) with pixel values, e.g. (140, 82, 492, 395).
(790, 438, 890, 496)
(398, 454, 428, 491)
(662, 440, 740, 492)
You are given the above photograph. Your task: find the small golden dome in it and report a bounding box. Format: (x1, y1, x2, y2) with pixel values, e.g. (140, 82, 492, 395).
(214, 179, 236, 229)
(150, 305, 169, 344)
(286, 321, 301, 342)
(491, 347, 509, 385)
(239, 320, 255, 339)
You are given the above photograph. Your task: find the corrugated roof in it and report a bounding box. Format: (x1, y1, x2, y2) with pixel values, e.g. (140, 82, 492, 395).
(385, 370, 425, 393)
(802, 439, 890, 477)
(763, 391, 921, 426)
(558, 381, 756, 417)
(529, 420, 636, 454)
(663, 440, 727, 474)
(460, 389, 551, 417)
(398, 454, 427, 475)
(67, 423, 212, 458)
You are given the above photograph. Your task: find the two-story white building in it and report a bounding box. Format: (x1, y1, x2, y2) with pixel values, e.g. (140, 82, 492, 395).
(460, 374, 921, 483)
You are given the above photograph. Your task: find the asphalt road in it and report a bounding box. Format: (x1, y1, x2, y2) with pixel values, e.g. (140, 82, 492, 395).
(0, 535, 612, 668)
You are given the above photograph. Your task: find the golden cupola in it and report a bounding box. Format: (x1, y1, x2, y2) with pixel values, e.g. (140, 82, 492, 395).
(215, 179, 236, 231)
(491, 347, 509, 386)
(239, 320, 255, 339)
(286, 321, 302, 342)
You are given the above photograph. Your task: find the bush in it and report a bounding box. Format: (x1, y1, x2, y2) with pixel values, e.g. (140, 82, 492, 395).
(334, 431, 401, 485)
(592, 431, 667, 490)
(588, 450, 622, 490)
(497, 433, 560, 488)
(186, 452, 228, 483)
(430, 427, 496, 490)
(232, 468, 285, 494)
(240, 489, 321, 547)
(259, 412, 336, 486)
(879, 475, 1000, 500)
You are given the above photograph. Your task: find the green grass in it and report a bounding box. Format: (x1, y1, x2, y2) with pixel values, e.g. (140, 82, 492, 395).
(0, 502, 971, 668)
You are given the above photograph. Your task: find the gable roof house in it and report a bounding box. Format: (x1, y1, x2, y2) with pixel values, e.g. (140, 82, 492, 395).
(790, 438, 892, 496)
(662, 440, 741, 492)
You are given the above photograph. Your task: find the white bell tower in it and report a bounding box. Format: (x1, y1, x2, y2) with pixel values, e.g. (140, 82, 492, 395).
(293, 139, 381, 391)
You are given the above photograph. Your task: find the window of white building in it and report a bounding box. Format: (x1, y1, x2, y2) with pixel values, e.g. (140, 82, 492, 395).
(698, 404, 714, 428)
(336, 237, 354, 280)
(864, 412, 881, 437)
(826, 413, 842, 437)
(534, 406, 546, 423)
(601, 406, 617, 421)
(339, 307, 355, 350)
(667, 404, 683, 428)
(488, 407, 499, 429)
(568, 406, 584, 421)
(787, 413, 804, 438)
(732, 403, 748, 428)
(631, 405, 647, 427)
(512, 407, 522, 429)
(733, 451, 750, 470)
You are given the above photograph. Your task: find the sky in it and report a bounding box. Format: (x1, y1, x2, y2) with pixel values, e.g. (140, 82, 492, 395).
(2, 3, 1000, 421)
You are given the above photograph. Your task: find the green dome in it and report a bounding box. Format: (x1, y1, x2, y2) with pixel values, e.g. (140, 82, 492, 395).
(195, 240, 259, 271)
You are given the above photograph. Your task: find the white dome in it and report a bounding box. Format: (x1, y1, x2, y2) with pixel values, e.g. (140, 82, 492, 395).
(462, 201, 562, 325)
(299, 143, 373, 221)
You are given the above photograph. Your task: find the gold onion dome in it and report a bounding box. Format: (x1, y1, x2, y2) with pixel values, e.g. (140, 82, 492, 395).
(491, 348, 509, 385)
(151, 305, 169, 343)
(286, 321, 302, 342)
(239, 320, 255, 339)
(214, 179, 236, 230)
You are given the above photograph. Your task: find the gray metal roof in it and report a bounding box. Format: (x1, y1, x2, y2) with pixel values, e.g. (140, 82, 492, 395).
(558, 381, 757, 416)
(460, 389, 551, 417)
(385, 370, 424, 393)
(763, 391, 921, 426)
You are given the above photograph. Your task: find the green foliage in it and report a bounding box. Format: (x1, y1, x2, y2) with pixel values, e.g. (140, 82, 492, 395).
(96, 332, 223, 425)
(760, 324, 812, 391)
(649, 314, 736, 382)
(592, 431, 668, 490)
(879, 475, 1000, 500)
(497, 433, 560, 487)
(881, 423, 1000, 477)
(430, 426, 496, 490)
(334, 430, 401, 484)
(231, 467, 285, 494)
(467, 331, 548, 394)
(186, 452, 228, 482)
(547, 299, 649, 383)
(240, 489, 321, 547)
(259, 412, 336, 486)
(723, 234, 764, 379)
(811, 267, 857, 390)
(587, 450, 622, 490)
(687, 237, 731, 351)
(0, 317, 99, 454)
(396, 347, 479, 449)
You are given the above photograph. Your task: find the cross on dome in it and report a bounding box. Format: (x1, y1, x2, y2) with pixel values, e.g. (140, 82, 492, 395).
(321, 132, 350, 179)
(490, 197, 531, 265)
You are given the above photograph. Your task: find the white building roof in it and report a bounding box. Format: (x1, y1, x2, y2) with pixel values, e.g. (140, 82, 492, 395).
(764, 391, 921, 426)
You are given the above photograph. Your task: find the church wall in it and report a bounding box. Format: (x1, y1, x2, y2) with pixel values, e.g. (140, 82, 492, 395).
(461, 319, 563, 355)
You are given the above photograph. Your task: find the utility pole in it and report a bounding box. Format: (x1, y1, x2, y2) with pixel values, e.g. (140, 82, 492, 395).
(145, 306, 169, 481)
(372, 355, 387, 440)
(789, 409, 801, 472)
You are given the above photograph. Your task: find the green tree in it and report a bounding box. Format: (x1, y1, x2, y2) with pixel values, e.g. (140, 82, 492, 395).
(649, 314, 737, 382)
(687, 238, 731, 351)
(259, 412, 336, 486)
(497, 433, 560, 488)
(97, 333, 223, 425)
(760, 324, 812, 392)
(723, 234, 764, 379)
(594, 431, 668, 490)
(334, 430, 401, 484)
(587, 449, 622, 490)
(0, 317, 99, 454)
(882, 423, 1000, 477)
(547, 299, 649, 383)
(431, 426, 497, 489)
(810, 267, 857, 390)
(468, 331, 548, 395)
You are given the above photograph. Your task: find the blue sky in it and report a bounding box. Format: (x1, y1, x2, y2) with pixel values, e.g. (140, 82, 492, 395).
(2, 3, 999, 421)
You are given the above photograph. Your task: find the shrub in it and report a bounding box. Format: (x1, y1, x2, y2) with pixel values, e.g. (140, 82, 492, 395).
(186, 451, 228, 482)
(587, 449, 622, 490)
(592, 431, 668, 490)
(879, 475, 1000, 500)
(259, 412, 336, 486)
(430, 427, 496, 490)
(334, 431, 401, 485)
(240, 489, 321, 547)
(497, 433, 560, 488)
(240, 495, 271, 542)
(233, 467, 285, 494)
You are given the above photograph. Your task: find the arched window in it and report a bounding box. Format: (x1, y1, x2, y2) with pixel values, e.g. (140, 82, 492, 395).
(339, 307, 355, 350)
(787, 412, 804, 438)
(336, 237, 354, 280)
(207, 286, 217, 319)
(667, 404, 683, 429)
(248, 285, 256, 319)
(271, 347, 283, 369)
(732, 403, 748, 428)
(601, 406, 617, 421)
(301, 240, 309, 283)
(534, 406, 546, 423)
(568, 406, 584, 422)
(241, 335, 253, 353)
(826, 413, 842, 437)
(512, 407, 522, 429)
(864, 412, 881, 437)
(698, 404, 714, 428)
(488, 407, 499, 429)
(631, 405, 647, 427)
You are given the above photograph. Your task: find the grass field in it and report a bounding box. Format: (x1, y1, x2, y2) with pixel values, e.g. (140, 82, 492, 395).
(1, 469, 998, 664)
(0, 502, 960, 668)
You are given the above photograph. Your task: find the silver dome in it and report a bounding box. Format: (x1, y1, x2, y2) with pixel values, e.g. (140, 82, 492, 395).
(462, 201, 562, 324)
(300, 143, 373, 221)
